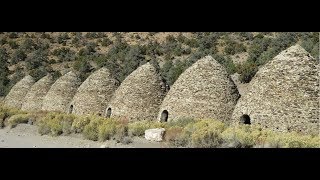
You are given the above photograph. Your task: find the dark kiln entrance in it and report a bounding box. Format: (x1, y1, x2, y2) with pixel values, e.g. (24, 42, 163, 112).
(106, 108, 111, 118)
(160, 110, 168, 122)
(240, 114, 251, 124)
(69, 105, 74, 114)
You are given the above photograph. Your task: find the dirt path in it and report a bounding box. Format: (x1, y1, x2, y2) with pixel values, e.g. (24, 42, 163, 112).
(0, 124, 164, 148)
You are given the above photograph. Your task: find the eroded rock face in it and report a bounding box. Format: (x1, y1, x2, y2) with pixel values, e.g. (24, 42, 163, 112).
(21, 75, 55, 111)
(70, 67, 119, 116)
(158, 55, 240, 123)
(145, 128, 165, 142)
(42, 71, 82, 113)
(106, 62, 167, 122)
(232, 44, 319, 135)
(4, 75, 35, 109)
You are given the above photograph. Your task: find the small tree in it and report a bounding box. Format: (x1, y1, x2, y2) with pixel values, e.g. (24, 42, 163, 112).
(237, 61, 258, 83)
(73, 57, 93, 81)
(11, 49, 27, 64)
(25, 49, 48, 71)
(177, 33, 186, 43)
(86, 42, 97, 54)
(21, 38, 35, 52)
(29, 67, 47, 81)
(101, 37, 113, 47)
(0, 37, 7, 45)
(8, 41, 19, 49)
(166, 35, 176, 43)
(8, 32, 18, 39)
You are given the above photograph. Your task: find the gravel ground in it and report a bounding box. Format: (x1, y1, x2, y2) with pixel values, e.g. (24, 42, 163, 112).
(0, 124, 164, 148)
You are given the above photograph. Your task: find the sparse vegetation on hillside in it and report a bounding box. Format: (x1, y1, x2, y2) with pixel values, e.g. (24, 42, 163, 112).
(0, 48, 10, 96)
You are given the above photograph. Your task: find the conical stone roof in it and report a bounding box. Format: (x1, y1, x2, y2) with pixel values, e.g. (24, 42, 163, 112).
(4, 75, 35, 109)
(42, 71, 81, 113)
(70, 67, 119, 115)
(106, 62, 167, 121)
(21, 74, 55, 111)
(231, 44, 319, 135)
(158, 55, 240, 122)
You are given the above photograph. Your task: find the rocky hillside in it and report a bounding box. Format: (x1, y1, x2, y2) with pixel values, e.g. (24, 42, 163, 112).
(0, 32, 318, 96)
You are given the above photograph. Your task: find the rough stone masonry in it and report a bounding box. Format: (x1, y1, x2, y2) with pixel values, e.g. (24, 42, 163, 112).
(106, 62, 167, 121)
(42, 71, 82, 113)
(231, 44, 319, 135)
(158, 55, 240, 123)
(4, 75, 35, 109)
(21, 74, 55, 111)
(70, 67, 119, 116)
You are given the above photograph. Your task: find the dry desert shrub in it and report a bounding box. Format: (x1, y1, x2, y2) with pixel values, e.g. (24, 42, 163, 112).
(128, 120, 164, 137)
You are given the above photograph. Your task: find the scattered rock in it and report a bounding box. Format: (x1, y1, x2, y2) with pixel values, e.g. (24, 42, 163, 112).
(121, 137, 133, 145)
(100, 144, 107, 148)
(262, 143, 274, 148)
(145, 128, 165, 142)
(104, 140, 117, 147)
(227, 142, 237, 148)
(33, 145, 37, 148)
(28, 119, 33, 125)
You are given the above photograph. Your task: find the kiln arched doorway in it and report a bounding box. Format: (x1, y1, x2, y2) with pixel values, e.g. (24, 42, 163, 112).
(69, 105, 74, 114)
(106, 108, 112, 118)
(240, 114, 251, 125)
(160, 110, 168, 122)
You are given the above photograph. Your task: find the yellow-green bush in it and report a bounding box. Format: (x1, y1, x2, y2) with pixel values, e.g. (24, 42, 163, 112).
(1, 103, 316, 148)
(190, 120, 226, 148)
(38, 121, 51, 135)
(71, 116, 91, 133)
(0, 104, 26, 128)
(128, 121, 149, 137)
(30, 111, 49, 125)
(221, 124, 268, 148)
(220, 125, 320, 148)
(37, 112, 76, 136)
(82, 116, 105, 141)
(48, 117, 63, 136)
(164, 117, 196, 128)
(114, 123, 128, 143)
(98, 119, 128, 142)
(98, 120, 118, 141)
(164, 126, 186, 147)
(8, 114, 33, 128)
(83, 125, 98, 140)
(164, 126, 183, 142)
(61, 114, 76, 135)
(283, 132, 320, 148)
(164, 119, 227, 148)
(0, 104, 24, 117)
(264, 131, 320, 148)
(128, 120, 164, 137)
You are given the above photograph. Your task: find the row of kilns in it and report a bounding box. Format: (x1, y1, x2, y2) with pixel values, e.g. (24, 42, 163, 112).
(4, 44, 319, 135)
